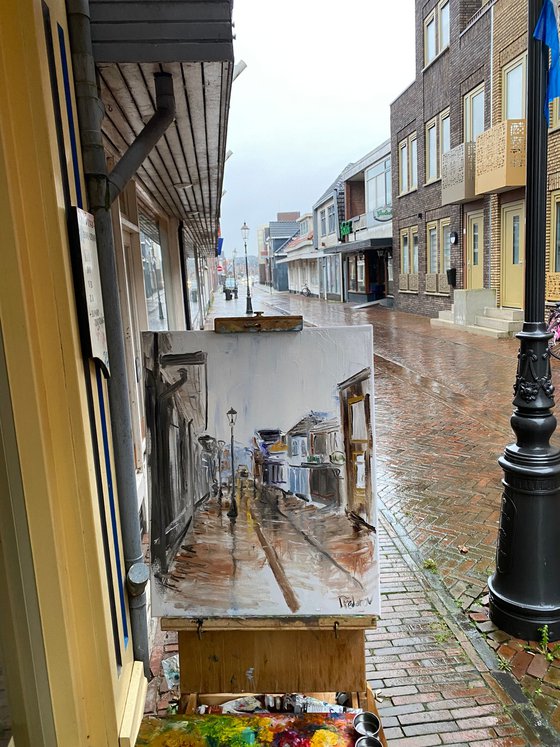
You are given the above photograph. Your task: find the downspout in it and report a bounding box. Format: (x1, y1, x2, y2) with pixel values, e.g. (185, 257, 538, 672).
(178, 222, 192, 330)
(67, 0, 176, 677)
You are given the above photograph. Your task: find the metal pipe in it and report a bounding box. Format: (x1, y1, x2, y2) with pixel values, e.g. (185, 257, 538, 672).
(66, 0, 175, 676)
(108, 73, 175, 203)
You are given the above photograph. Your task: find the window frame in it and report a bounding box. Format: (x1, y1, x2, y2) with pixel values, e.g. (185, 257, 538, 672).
(320, 209, 326, 236)
(440, 108, 451, 157)
(464, 83, 485, 142)
(425, 117, 439, 183)
(426, 220, 439, 274)
(440, 218, 451, 272)
(400, 225, 419, 276)
(439, 0, 450, 50)
(502, 53, 527, 121)
(424, 10, 437, 66)
(327, 203, 336, 235)
(398, 133, 418, 195)
(550, 191, 560, 272)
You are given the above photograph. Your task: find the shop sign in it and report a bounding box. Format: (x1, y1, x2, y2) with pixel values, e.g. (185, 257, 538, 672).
(340, 220, 353, 238)
(374, 207, 392, 222)
(68, 207, 110, 374)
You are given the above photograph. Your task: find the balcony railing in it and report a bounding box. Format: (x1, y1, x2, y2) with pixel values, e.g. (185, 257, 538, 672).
(441, 142, 476, 205)
(475, 119, 526, 195)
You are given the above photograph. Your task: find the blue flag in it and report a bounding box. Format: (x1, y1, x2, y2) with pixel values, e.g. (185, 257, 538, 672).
(534, 0, 560, 123)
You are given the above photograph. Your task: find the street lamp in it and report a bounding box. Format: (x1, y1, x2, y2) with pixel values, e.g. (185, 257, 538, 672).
(489, 0, 560, 640)
(241, 221, 253, 314)
(227, 407, 238, 519)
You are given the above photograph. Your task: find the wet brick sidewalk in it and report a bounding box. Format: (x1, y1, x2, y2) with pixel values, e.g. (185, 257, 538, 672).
(144, 286, 560, 745)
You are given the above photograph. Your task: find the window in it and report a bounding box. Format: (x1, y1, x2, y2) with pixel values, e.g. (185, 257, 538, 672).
(425, 109, 450, 183)
(410, 137, 418, 189)
(320, 209, 326, 236)
(464, 84, 485, 141)
(426, 119, 438, 182)
(299, 219, 308, 235)
(441, 219, 451, 271)
(551, 193, 560, 272)
(400, 226, 419, 275)
(441, 110, 451, 155)
(365, 158, 392, 212)
(399, 133, 417, 194)
(424, 1, 450, 66)
(425, 218, 452, 277)
(347, 255, 366, 293)
(140, 214, 169, 331)
(425, 12, 436, 65)
(401, 230, 410, 273)
(327, 204, 336, 234)
(427, 222, 438, 273)
(439, 1, 450, 49)
(503, 54, 526, 120)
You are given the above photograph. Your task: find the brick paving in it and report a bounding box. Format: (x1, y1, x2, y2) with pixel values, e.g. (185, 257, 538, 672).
(145, 287, 560, 745)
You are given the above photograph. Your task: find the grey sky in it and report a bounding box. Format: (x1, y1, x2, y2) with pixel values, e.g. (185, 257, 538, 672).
(219, 0, 416, 258)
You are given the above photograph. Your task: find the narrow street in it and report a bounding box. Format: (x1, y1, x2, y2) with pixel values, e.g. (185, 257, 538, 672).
(161, 479, 377, 618)
(197, 286, 560, 746)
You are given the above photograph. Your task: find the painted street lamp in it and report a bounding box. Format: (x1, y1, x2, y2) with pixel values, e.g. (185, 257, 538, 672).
(241, 221, 253, 314)
(489, 0, 560, 640)
(227, 407, 238, 519)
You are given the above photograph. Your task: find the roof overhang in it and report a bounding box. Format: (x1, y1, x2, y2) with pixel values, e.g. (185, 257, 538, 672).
(90, 1, 234, 256)
(324, 237, 392, 255)
(277, 251, 322, 265)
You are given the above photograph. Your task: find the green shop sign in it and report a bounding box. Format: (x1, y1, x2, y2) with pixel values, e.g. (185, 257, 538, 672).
(340, 220, 353, 238)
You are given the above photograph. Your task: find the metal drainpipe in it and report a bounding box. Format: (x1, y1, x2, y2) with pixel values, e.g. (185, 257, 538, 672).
(67, 0, 176, 677)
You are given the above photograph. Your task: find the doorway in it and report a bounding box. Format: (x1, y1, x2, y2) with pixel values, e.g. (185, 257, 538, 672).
(501, 201, 525, 309)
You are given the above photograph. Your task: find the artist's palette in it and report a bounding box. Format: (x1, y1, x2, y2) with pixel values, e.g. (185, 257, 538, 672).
(136, 712, 357, 746)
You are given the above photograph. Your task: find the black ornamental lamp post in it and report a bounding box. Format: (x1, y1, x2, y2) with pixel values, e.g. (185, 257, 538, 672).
(241, 221, 253, 315)
(227, 407, 238, 519)
(489, 0, 560, 640)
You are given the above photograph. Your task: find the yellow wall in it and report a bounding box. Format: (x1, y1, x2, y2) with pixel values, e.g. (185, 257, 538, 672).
(0, 0, 140, 743)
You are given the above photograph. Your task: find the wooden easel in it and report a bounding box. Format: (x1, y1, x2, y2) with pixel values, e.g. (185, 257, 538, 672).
(159, 316, 386, 745)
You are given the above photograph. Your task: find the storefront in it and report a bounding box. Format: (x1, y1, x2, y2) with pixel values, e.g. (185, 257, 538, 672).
(326, 239, 393, 304)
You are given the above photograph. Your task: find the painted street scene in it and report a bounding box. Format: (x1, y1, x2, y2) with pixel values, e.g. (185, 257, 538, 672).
(144, 327, 380, 618)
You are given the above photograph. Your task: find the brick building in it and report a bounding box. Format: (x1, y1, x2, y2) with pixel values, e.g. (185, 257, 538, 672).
(391, 0, 494, 320)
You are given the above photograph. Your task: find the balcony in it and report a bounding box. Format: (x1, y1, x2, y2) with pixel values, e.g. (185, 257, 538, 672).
(475, 119, 526, 195)
(441, 142, 476, 205)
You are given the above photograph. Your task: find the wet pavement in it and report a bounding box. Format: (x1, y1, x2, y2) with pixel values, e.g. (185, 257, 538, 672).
(145, 285, 560, 746)
(159, 482, 378, 618)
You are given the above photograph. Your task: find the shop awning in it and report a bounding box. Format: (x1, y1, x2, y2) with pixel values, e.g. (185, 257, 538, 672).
(90, 1, 234, 256)
(324, 237, 391, 255)
(277, 251, 322, 265)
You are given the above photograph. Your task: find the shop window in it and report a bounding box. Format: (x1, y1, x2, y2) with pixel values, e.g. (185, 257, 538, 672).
(347, 255, 366, 293)
(140, 214, 169, 332)
(400, 226, 419, 276)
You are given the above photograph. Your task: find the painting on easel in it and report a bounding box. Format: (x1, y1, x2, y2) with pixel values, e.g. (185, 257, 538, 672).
(143, 326, 380, 618)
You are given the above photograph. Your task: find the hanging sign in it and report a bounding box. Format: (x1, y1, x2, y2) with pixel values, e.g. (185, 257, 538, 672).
(68, 207, 110, 375)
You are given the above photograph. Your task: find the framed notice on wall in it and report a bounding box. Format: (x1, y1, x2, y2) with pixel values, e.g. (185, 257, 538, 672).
(68, 207, 110, 374)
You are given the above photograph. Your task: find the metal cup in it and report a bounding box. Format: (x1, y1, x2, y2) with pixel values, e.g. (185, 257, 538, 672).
(354, 737, 383, 747)
(353, 711, 381, 737)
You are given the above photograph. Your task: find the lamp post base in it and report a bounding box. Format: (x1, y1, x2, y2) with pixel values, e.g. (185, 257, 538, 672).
(488, 581, 560, 640)
(489, 323, 560, 642)
(246, 295, 253, 315)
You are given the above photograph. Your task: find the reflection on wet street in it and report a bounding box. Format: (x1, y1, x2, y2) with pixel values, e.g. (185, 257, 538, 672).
(158, 479, 378, 617)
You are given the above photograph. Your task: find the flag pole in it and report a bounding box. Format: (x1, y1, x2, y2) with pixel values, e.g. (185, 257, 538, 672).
(488, 0, 560, 640)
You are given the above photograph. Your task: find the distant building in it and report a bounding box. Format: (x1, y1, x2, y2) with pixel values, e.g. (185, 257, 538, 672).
(266, 212, 301, 291)
(278, 213, 317, 296)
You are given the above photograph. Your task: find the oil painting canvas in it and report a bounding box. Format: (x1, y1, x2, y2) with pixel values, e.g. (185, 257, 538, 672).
(144, 326, 379, 618)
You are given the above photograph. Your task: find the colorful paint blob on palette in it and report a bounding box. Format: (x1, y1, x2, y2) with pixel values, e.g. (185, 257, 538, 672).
(136, 713, 356, 747)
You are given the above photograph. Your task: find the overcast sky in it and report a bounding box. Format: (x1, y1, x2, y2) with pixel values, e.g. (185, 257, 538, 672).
(219, 0, 416, 258)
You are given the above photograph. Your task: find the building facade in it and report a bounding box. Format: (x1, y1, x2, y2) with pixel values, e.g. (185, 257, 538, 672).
(0, 1, 232, 744)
